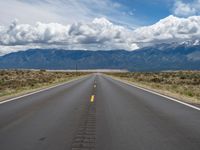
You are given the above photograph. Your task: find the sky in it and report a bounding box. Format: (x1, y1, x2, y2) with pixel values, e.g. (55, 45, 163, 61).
(1, 0, 200, 55)
(0, 0, 176, 26)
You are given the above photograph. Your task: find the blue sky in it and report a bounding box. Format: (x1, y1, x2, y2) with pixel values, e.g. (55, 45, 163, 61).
(111, 0, 173, 26)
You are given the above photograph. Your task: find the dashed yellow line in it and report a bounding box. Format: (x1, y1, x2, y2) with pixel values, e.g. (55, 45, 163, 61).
(90, 95, 95, 103)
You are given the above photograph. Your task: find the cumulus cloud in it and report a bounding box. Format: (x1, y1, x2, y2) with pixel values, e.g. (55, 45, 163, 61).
(173, 0, 200, 17)
(0, 18, 138, 55)
(1, 15, 200, 55)
(133, 15, 200, 45)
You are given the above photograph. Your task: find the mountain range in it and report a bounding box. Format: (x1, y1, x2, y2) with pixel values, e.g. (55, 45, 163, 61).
(0, 42, 200, 71)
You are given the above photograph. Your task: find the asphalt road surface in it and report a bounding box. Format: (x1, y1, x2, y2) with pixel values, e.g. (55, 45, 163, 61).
(0, 74, 200, 150)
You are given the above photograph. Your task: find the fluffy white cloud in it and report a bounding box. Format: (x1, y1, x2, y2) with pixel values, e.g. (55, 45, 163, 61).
(0, 18, 138, 55)
(173, 0, 200, 17)
(1, 15, 200, 55)
(133, 15, 200, 45)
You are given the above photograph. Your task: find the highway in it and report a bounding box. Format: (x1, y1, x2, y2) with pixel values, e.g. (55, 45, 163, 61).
(0, 74, 200, 150)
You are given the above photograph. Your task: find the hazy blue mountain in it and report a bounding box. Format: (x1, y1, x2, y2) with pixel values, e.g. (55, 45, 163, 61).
(0, 43, 200, 71)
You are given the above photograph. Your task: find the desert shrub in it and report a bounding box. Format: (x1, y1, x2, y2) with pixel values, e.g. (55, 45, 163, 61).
(0, 70, 88, 96)
(150, 77, 163, 83)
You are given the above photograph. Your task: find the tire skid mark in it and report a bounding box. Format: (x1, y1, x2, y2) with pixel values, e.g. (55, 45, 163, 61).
(71, 78, 97, 150)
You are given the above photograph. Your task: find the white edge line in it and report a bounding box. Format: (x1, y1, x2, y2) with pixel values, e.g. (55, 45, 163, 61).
(0, 76, 88, 105)
(106, 75, 200, 111)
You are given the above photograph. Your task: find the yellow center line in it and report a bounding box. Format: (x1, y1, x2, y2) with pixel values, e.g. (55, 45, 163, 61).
(94, 84, 96, 88)
(90, 95, 95, 102)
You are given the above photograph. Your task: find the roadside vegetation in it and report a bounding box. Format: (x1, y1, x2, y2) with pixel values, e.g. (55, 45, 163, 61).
(107, 71, 200, 104)
(0, 70, 88, 101)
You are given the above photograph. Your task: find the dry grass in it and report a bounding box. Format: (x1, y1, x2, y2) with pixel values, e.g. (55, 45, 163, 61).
(0, 70, 88, 101)
(107, 71, 200, 104)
